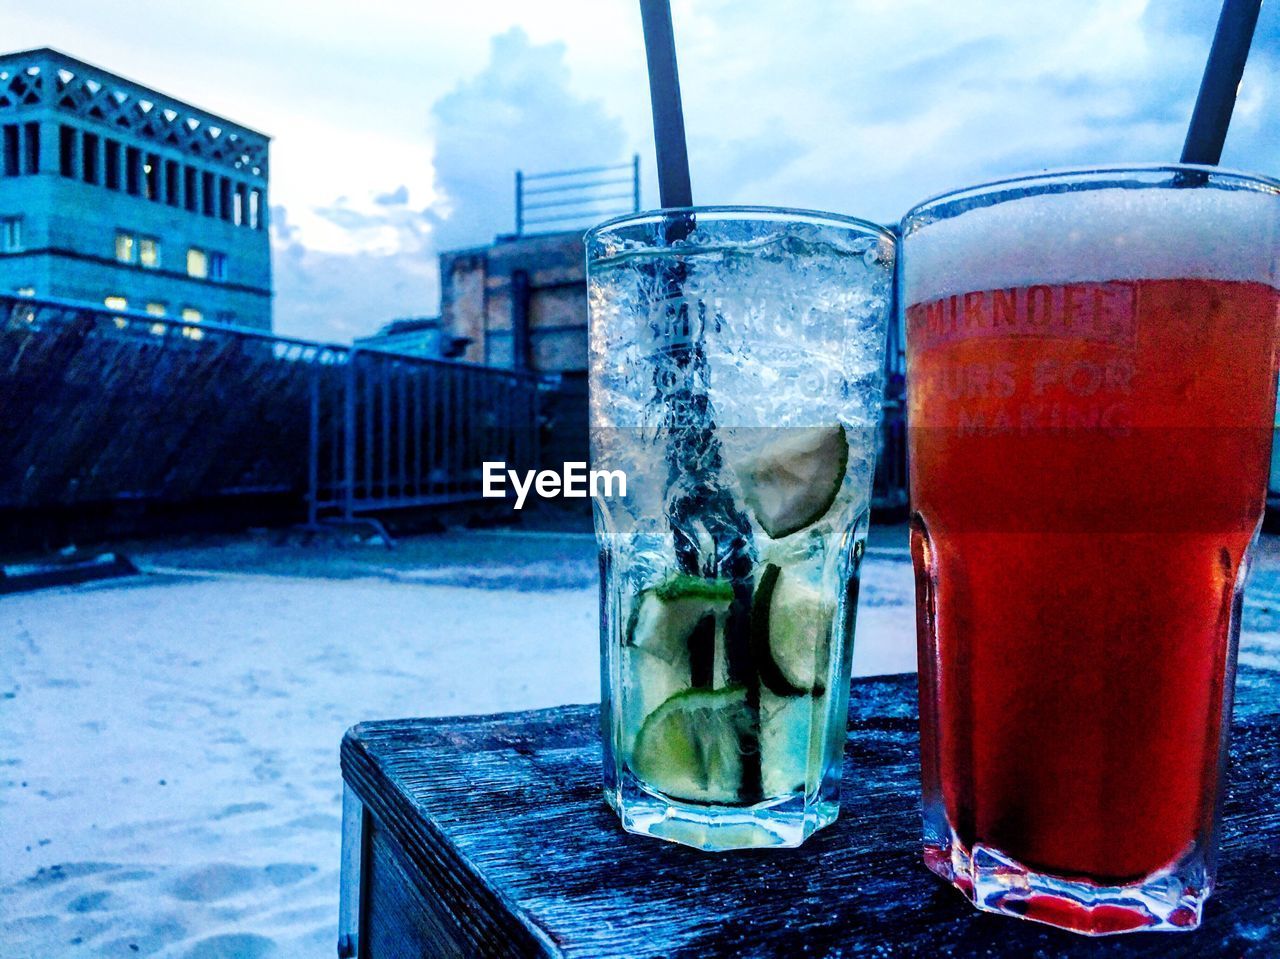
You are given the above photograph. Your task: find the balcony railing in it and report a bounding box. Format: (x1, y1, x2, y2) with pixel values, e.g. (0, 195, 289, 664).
(515, 156, 640, 236)
(0, 295, 543, 524)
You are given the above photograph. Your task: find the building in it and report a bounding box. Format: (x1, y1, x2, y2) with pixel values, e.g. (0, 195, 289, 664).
(354, 316, 467, 359)
(434, 158, 639, 376)
(0, 48, 272, 329)
(440, 230, 586, 375)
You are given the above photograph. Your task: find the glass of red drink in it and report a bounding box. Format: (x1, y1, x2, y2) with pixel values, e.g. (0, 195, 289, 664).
(901, 166, 1280, 935)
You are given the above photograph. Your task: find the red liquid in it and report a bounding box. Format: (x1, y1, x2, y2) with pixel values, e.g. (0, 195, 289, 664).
(907, 278, 1280, 883)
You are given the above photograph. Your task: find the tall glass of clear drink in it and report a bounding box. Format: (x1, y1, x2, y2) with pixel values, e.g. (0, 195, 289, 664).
(588, 207, 894, 851)
(902, 166, 1280, 933)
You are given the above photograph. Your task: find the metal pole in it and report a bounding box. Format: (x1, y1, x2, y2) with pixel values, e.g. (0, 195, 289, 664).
(343, 349, 358, 521)
(515, 169, 524, 235)
(307, 362, 319, 526)
(632, 153, 641, 212)
(511, 269, 531, 372)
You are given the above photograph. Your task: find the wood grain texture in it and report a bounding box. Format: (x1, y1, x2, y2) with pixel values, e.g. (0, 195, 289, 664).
(341, 666, 1279, 958)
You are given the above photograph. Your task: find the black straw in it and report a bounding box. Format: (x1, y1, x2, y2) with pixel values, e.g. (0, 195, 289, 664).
(1181, 0, 1263, 165)
(636, 0, 763, 801)
(639, 0, 694, 208)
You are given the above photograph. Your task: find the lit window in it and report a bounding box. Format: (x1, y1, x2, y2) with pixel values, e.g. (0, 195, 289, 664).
(145, 302, 167, 316)
(115, 231, 135, 263)
(104, 295, 128, 311)
(181, 307, 203, 323)
(16, 286, 35, 296)
(1, 216, 21, 252)
(182, 325, 205, 341)
(186, 247, 208, 278)
(209, 251, 227, 281)
(139, 236, 161, 269)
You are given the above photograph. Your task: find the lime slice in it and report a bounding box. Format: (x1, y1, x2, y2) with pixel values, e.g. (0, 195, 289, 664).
(627, 574, 733, 666)
(759, 688, 829, 797)
(630, 687, 754, 804)
(736, 425, 849, 538)
(768, 567, 835, 693)
(752, 563, 835, 696)
(622, 576, 734, 751)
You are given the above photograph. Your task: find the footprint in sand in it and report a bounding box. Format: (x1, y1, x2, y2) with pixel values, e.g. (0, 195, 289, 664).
(210, 801, 270, 820)
(183, 932, 278, 958)
(66, 890, 112, 913)
(168, 863, 317, 902)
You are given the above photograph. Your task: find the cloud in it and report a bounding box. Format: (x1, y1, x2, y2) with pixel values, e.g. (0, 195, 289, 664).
(270, 204, 437, 342)
(375, 185, 410, 206)
(428, 26, 628, 248)
(269, 25, 628, 342)
(248, 2, 1279, 342)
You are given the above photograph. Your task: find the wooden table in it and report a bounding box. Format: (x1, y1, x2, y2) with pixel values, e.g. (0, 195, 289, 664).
(338, 667, 1279, 958)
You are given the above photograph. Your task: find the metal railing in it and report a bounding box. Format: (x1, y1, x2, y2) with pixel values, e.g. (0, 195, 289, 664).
(515, 156, 640, 235)
(0, 295, 542, 523)
(308, 346, 542, 524)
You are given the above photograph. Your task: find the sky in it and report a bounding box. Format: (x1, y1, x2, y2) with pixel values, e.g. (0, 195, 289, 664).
(6, 0, 1278, 342)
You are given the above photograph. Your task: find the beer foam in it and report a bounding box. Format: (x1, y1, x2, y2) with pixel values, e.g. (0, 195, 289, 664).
(904, 184, 1280, 304)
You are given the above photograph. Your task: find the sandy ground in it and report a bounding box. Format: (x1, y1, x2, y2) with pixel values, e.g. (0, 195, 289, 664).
(3, 525, 1277, 957)
(0, 528, 916, 958)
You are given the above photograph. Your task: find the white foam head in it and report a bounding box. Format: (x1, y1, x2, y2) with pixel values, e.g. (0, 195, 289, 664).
(903, 175, 1280, 304)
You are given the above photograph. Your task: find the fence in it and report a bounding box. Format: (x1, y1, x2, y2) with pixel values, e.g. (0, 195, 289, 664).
(515, 156, 640, 236)
(0, 295, 542, 527)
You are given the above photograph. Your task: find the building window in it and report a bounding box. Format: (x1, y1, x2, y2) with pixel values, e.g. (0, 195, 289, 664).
(1, 217, 22, 252)
(164, 160, 180, 207)
(181, 306, 203, 323)
(104, 295, 128, 311)
(145, 302, 167, 316)
(139, 236, 161, 269)
(125, 146, 141, 196)
(234, 183, 248, 226)
(219, 177, 232, 222)
(115, 231, 135, 264)
(59, 124, 76, 178)
(249, 188, 263, 230)
(201, 171, 215, 216)
(104, 139, 121, 190)
(184, 166, 198, 213)
(144, 153, 159, 201)
(186, 247, 208, 279)
(23, 122, 38, 174)
(2, 125, 18, 177)
(16, 286, 35, 296)
(82, 132, 100, 185)
(209, 251, 227, 281)
(215, 310, 236, 326)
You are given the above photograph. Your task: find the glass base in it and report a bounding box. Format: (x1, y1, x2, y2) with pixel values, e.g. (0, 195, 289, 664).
(925, 827, 1211, 935)
(613, 778, 838, 851)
